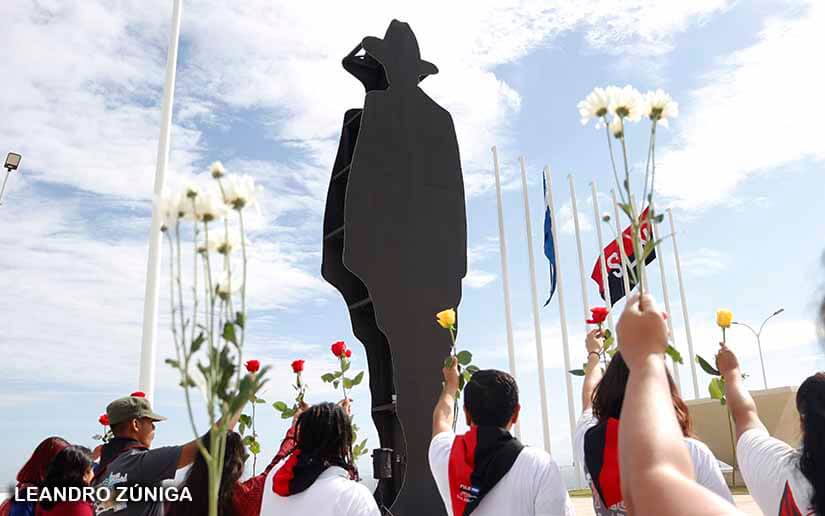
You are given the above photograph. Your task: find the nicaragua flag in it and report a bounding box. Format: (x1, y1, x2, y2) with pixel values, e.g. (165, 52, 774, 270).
(590, 207, 656, 305)
(543, 173, 557, 306)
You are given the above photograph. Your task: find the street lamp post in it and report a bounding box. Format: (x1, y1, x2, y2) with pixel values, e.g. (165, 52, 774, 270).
(1, 152, 22, 206)
(732, 308, 784, 390)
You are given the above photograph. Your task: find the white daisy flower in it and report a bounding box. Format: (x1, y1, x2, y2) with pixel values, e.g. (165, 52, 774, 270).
(209, 160, 226, 179)
(577, 87, 611, 127)
(644, 89, 679, 128)
(194, 188, 228, 223)
(609, 85, 644, 122)
(223, 174, 259, 211)
(156, 189, 182, 231)
(609, 117, 624, 139)
(215, 269, 242, 300)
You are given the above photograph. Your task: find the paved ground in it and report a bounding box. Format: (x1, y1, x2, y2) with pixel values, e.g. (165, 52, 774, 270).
(569, 494, 763, 515)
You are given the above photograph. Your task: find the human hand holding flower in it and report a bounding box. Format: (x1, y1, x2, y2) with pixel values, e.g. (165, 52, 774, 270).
(715, 344, 740, 379)
(442, 356, 460, 392)
(617, 293, 669, 370)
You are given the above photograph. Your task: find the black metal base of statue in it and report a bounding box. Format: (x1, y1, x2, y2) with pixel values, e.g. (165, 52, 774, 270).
(321, 20, 467, 516)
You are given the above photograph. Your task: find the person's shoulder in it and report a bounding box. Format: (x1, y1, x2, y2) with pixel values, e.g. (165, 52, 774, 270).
(517, 446, 561, 472)
(684, 437, 714, 455)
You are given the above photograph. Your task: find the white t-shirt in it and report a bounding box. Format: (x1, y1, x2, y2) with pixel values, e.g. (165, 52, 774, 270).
(737, 427, 815, 515)
(259, 461, 380, 516)
(573, 409, 734, 510)
(428, 431, 574, 516)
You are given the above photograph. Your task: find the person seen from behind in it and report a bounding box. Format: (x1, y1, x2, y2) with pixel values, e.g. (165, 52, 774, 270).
(574, 329, 732, 514)
(429, 358, 573, 515)
(36, 446, 95, 516)
(1, 437, 69, 516)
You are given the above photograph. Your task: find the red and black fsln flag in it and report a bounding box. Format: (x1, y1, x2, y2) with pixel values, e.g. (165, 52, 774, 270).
(591, 207, 656, 305)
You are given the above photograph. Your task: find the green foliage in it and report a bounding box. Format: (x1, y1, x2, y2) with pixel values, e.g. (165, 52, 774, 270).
(569, 369, 586, 376)
(665, 344, 683, 365)
(457, 350, 473, 366)
(696, 355, 721, 376)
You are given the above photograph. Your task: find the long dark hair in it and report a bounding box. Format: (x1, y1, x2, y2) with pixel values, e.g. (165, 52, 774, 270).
(797, 373, 825, 513)
(168, 432, 246, 516)
(295, 402, 356, 474)
(593, 352, 694, 437)
(17, 437, 69, 486)
(39, 446, 93, 510)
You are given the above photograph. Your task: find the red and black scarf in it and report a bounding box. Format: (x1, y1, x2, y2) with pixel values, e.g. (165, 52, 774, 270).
(448, 426, 524, 516)
(583, 418, 623, 509)
(272, 448, 355, 497)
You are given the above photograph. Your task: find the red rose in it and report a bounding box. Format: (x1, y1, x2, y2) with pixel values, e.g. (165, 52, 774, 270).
(331, 341, 347, 358)
(245, 360, 261, 373)
(130, 391, 145, 398)
(99, 414, 110, 426)
(587, 307, 610, 325)
(291, 360, 305, 373)
(345, 349, 352, 358)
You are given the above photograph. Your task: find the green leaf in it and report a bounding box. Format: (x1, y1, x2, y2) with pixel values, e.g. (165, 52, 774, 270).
(281, 407, 296, 419)
(458, 374, 466, 391)
(222, 322, 238, 345)
(602, 329, 612, 340)
(191, 333, 205, 354)
(242, 435, 255, 447)
(164, 358, 180, 369)
(618, 202, 633, 219)
(321, 373, 336, 383)
(607, 348, 618, 357)
(653, 213, 665, 224)
(343, 378, 354, 390)
(696, 355, 720, 376)
(351, 371, 364, 386)
(235, 311, 245, 329)
(456, 350, 473, 366)
(333, 370, 343, 379)
(255, 397, 267, 404)
(709, 377, 726, 401)
(665, 345, 683, 365)
(341, 360, 351, 373)
(569, 369, 586, 376)
(239, 423, 246, 436)
(239, 414, 252, 427)
(462, 369, 472, 383)
(273, 401, 289, 412)
(333, 380, 339, 389)
(465, 365, 480, 375)
(249, 439, 261, 455)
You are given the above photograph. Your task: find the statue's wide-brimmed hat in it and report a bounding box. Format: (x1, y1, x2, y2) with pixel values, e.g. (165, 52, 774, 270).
(362, 19, 439, 78)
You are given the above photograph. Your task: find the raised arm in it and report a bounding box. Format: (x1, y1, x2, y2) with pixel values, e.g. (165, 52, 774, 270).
(582, 329, 605, 411)
(176, 403, 246, 469)
(716, 344, 766, 439)
(617, 293, 741, 516)
(432, 356, 460, 437)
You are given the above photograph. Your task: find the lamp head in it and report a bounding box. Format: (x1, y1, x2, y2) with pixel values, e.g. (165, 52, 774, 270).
(5, 152, 22, 171)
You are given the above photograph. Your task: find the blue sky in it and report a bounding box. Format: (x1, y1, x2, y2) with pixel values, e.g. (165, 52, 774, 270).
(1, 0, 824, 489)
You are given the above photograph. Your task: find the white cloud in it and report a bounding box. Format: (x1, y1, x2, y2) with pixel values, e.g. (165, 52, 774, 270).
(657, 0, 825, 209)
(465, 237, 500, 289)
(680, 247, 730, 278)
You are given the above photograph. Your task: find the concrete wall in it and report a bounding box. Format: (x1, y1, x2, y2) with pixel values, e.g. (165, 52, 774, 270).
(686, 386, 800, 468)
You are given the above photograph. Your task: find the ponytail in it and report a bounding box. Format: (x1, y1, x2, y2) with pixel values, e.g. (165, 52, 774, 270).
(797, 373, 825, 514)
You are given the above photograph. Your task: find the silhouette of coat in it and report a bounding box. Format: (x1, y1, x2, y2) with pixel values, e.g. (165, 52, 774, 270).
(322, 20, 466, 516)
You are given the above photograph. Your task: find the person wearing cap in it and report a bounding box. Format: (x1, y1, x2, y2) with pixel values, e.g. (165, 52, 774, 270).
(93, 393, 241, 516)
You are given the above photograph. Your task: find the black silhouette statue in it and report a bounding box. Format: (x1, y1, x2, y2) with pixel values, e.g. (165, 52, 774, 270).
(321, 19, 467, 516)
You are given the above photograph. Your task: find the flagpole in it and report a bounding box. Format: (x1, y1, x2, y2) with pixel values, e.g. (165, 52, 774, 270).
(139, 0, 183, 404)
(610, 190, 632, 297)
(567, 176, 591, 324)
(589, 182, 614, 334)
(668, 208, 700, 398)
(518, 156, 551, 453)
(544, 166, 582, 488)
(651, 200, 681, 387)
(491, 146, 520, 438)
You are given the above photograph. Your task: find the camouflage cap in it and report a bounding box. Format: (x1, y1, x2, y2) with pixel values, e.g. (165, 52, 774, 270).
(106, 396, 167, 426)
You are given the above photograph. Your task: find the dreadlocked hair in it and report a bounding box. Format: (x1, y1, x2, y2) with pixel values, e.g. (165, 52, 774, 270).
(295, 402, 356, 476)
(798, 373, 825, 514)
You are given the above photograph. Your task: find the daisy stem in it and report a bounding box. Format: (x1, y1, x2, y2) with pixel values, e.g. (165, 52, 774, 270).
(603, 116, 627, 206)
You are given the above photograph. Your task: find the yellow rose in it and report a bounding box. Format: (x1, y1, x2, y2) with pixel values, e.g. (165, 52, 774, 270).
(436, 308, 456, 329)
(716, 309, 733, 329)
